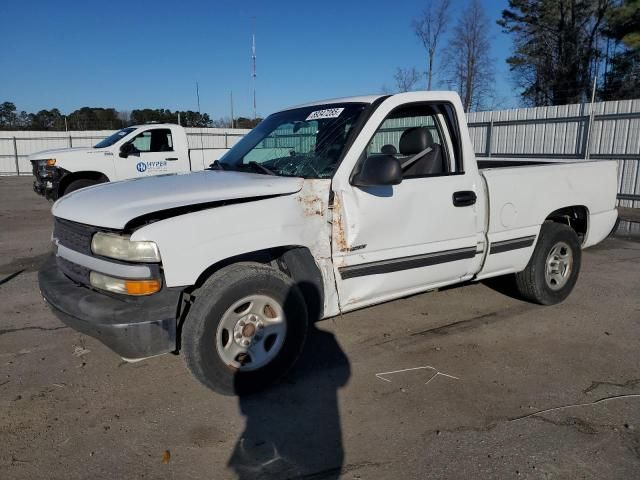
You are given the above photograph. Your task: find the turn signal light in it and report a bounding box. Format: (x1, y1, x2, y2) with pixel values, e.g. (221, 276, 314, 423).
(125, 279, 162, 295)
(90, 271, 161, 296)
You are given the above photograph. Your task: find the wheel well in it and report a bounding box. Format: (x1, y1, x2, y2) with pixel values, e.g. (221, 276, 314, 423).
(189, 246, 325, 321)
(545, 206, 588, 243)
(59, 171, 109, 195)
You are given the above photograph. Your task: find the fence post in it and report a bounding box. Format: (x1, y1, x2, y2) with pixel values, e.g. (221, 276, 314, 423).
(579, 102, 593, 159)
(224, 132, 228, 149)
(486, 118, 493, 158)
(13, 137, 19, 175)
(69, 136, 73, 148)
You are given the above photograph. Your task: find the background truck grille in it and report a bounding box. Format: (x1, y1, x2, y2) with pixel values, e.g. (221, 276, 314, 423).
(53, 218, 96, 255)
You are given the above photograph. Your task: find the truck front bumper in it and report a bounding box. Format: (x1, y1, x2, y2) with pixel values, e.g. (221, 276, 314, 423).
(38, 255, 182, 359)
(32, 164, 65, 200)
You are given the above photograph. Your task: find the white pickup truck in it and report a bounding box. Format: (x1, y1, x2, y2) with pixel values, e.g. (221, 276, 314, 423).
(38, 91, 618, 395)
(29, 123, 235, 200)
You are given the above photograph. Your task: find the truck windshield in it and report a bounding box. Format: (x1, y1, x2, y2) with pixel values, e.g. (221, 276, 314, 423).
(216, 103, 368, 178)
(94, 127, 136, 148)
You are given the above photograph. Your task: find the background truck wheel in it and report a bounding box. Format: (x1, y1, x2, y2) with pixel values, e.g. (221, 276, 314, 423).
(63, 178, 99, 195)
(514, 222, 582, 305)
(182, 262, 309, 395)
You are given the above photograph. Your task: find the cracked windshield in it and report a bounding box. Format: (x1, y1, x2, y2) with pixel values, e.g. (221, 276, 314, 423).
(216, 103, 367, 178)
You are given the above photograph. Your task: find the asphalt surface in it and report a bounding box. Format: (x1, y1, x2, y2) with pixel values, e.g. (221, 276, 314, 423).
(1, 176, 639, 479)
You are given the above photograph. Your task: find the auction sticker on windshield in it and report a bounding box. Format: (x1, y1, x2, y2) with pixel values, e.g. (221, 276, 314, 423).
(306, 108, 344, 121)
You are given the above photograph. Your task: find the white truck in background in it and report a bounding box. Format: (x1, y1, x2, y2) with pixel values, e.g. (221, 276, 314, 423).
(39, 91, 618, 395)
(29, 124, 237, 200)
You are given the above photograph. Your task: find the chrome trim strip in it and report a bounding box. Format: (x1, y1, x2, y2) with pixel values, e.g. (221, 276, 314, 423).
(489, 235, 537, 254)
(339, 246, 478, 280)
(56, 242, 152, 279)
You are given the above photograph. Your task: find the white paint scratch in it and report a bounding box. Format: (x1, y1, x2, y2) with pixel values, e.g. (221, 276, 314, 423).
(376, 365, 460, 385)
(511, 393, 640, 421)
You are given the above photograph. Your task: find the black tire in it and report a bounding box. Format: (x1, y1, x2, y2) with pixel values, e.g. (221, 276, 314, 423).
(514, 222, 582, 305)
(182, 262, 308, 395)
(63, 178, 99, 195)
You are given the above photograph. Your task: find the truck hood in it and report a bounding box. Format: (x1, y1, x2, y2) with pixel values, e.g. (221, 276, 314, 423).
(29, 147, 99, 160)
(52, 170, 305, 229)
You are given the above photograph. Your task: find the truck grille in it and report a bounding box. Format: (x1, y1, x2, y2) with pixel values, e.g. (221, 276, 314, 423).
(56, 256, 90, 284)
(53, 218, 96, 255)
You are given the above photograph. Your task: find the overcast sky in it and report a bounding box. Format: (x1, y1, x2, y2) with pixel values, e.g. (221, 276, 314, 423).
(2, 0, 516, 117)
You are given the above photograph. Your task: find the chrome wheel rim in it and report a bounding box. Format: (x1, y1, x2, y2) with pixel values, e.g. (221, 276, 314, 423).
(215, 294, 287, 371)
(545, 241, 573, 291)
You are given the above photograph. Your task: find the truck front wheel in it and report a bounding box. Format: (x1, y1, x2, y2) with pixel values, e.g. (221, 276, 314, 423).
(514, 222, 582, 305)
(182, 263, 309, 395)
(63, 178, 100, 195)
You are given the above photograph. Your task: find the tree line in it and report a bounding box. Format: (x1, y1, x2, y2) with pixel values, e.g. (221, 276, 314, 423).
(0, 102, 261, 131)
(390, 0, 639, 110)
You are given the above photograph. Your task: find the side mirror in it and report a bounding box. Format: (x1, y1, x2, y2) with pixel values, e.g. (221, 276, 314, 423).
(352, 154, 403, 187)
(119, 143, 136, 158)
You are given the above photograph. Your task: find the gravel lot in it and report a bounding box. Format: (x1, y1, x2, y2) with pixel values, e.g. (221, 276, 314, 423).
(1, 176, 639, 479)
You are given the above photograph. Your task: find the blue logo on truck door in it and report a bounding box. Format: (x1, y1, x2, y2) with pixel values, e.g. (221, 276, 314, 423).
(136, 162, 147, 172)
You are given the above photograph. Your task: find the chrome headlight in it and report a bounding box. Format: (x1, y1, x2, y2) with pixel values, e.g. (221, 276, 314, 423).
(91, 232, 161, 262)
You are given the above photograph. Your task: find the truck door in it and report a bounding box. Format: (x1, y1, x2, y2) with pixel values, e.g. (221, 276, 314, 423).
(331, 101, 483, 311)
(115, 128, 184, 179)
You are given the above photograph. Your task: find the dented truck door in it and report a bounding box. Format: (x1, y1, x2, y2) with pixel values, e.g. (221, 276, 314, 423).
(330, 94, 484, 312)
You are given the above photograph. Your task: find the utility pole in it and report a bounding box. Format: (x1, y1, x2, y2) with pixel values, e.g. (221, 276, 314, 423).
(196, 81, 205, 164)
(251, 17, 257, 121)
(585, 67, 598, 161)
(230, 91, 235, 128)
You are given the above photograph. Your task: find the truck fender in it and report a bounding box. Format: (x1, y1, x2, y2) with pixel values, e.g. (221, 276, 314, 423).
(276, 247, 325, 322)
(190, 246, 325, 322)
(544, 205, 589, 244)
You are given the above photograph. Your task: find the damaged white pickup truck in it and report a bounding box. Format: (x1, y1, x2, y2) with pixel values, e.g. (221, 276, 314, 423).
(39, 92, 618, 394)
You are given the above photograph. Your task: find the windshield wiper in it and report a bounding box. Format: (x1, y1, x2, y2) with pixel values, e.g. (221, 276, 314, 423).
(207, 160, 228, 171)
(246, 161, 276, 176)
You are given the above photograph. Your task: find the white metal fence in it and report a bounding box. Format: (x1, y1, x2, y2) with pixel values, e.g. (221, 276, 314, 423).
(1, 99, 639, 207)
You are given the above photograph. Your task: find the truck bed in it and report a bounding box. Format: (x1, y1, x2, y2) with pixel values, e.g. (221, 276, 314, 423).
(476, 159, 619, 280)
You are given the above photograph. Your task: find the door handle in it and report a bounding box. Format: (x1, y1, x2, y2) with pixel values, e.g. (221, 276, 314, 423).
(452, 190, 477, 207)
(165, 157, 179, 161)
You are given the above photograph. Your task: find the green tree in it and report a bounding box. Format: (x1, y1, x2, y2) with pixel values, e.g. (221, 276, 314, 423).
(68, 107, 124, 130)
(0, 102, 18, 129)
(600, 0, 640, 100)
(177, 111, 212, 128)
(30, 109, 64, 130)
(499, 0, 612, 106)
(235, 117, 262, 129)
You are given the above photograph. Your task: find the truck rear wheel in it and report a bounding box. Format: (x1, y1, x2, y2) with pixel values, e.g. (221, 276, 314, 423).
(182, 263, 308, 395)
(514, 222, 581, 305)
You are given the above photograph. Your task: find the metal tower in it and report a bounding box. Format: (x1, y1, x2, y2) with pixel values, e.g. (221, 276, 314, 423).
(251, 31, 257, 120)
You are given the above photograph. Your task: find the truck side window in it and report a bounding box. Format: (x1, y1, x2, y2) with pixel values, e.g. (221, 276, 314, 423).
(365, 105, 452, 179)
(129, 129, 173, 153)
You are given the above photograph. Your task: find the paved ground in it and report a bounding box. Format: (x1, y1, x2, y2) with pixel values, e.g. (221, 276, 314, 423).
(1, 176, 639, 479)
